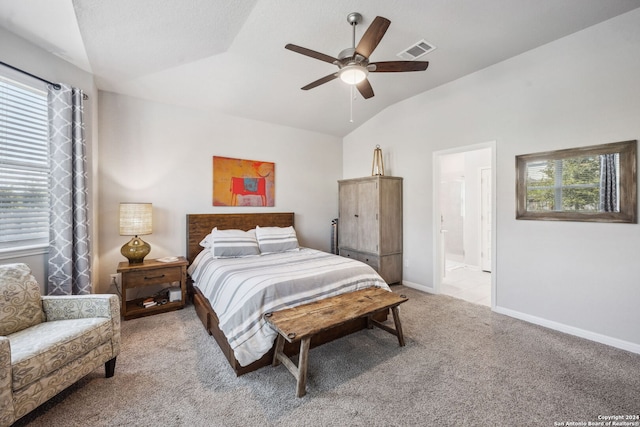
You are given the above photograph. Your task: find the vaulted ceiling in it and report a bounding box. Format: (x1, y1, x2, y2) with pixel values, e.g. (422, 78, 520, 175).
(1, 0, 638, 137)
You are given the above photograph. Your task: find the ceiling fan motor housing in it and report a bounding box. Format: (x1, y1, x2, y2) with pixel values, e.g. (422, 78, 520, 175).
(337, 48, 368, 64)
(338, 47, 357, 61)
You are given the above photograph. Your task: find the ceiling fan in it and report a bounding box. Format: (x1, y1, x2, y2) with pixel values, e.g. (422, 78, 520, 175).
(285, 12, 429, 99)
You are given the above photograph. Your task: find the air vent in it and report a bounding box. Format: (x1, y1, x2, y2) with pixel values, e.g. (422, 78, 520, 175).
(397, 39, 436, 60)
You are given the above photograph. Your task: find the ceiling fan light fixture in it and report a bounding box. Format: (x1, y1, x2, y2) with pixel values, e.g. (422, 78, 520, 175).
(339, 64, 368, 85)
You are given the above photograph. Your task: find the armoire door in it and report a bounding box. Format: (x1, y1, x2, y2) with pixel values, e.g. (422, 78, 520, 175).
(357, 179, 379, 253)
(338, 181, 359, 250)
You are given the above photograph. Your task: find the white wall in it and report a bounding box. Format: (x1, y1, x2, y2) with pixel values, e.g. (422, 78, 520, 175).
(343, 9, 640, 351)
(0, 27, 98, 291)
(97, 92, 342, 293)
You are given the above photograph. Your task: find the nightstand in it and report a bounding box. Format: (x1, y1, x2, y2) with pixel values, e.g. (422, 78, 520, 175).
(117, 257, 188, 320)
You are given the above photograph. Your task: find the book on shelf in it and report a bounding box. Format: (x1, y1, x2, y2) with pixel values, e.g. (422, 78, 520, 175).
(140, 297, 157, 308)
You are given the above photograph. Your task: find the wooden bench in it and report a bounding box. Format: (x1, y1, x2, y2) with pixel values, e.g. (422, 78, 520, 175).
(264, 287, 408, 397)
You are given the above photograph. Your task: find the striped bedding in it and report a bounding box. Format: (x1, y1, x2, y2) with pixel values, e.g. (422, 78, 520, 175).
(188, 248, 390, 366)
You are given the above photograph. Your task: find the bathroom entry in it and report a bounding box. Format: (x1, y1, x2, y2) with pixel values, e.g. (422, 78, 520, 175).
(434, 143, 494, 307)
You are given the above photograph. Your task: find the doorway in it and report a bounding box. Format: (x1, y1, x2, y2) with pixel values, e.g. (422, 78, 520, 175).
(433, 142, 495, 308)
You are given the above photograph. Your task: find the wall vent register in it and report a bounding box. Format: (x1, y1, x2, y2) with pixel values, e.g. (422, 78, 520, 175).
(397, 39, 437, 60)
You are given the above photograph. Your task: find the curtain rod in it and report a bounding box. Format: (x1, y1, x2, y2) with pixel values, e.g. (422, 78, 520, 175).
(1, 60, 61, 89)
(0, 60, 89, 100)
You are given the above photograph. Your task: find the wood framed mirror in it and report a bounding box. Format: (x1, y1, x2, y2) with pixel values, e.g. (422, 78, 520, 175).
(516, 140, 637, 223)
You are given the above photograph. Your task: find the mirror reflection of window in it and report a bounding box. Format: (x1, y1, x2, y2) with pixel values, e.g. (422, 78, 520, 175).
(515, 140, 636, 223)
(525, 154, 619, 213)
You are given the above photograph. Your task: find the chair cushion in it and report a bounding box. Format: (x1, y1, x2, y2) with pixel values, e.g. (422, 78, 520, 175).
(8, 317, 112, 390)
(0, 263, 44, 336)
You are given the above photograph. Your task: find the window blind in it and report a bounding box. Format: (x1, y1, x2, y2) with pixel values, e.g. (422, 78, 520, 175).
(0, 75, 49, 250)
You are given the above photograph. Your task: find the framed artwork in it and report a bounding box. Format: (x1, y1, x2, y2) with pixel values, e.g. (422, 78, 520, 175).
(212, 156, 275, 206)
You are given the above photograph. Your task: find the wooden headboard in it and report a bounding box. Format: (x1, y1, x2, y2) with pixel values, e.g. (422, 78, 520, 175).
(186, 212, 295, 264)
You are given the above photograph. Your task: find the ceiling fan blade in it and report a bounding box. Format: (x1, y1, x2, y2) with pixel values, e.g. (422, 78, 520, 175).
(356, 78, 375, 99)
(285, 44, 338, 64)
(301, 73, 338, 90)
(355, 16, 391, 59)
(370, 61, 429, 72)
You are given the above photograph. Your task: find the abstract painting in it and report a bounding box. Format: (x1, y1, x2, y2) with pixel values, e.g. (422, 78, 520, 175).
(213, 156, 275, 206)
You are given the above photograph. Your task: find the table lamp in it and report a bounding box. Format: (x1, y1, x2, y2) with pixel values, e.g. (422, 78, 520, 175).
(119, 202, 152, 264)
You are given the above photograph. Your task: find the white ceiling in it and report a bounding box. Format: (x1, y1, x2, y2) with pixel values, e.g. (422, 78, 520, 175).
(1, 0, 639, 137)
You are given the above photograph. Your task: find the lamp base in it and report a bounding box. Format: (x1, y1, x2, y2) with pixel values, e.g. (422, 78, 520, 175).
(121, 236, 151, 264)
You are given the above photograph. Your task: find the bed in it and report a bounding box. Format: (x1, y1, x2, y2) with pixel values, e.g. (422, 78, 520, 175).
(185, 212, 391, 376)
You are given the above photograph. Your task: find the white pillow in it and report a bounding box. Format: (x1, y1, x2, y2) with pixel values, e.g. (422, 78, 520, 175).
(199, 233, 212, 249)
(211, 228, 260, 258)
(255, 225, 299, 254)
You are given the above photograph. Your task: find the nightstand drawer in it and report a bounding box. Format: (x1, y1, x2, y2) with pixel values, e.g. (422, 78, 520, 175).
(125, 266, 182, 286)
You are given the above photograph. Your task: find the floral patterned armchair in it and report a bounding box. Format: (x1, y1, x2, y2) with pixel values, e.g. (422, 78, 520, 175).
(0, 263, 120, 426)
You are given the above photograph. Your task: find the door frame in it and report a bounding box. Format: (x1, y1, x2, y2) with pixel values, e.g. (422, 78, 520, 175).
(480, 167, 492, 272)
(432, 141, 497, 309)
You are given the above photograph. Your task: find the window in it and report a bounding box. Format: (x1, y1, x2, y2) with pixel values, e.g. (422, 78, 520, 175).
(0, 73, 49, 251)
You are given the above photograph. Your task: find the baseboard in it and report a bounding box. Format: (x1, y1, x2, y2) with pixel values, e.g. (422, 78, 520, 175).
(401, 280, 435, 294)
(398, 281, 639, 355)
(494, 306, 640, 355)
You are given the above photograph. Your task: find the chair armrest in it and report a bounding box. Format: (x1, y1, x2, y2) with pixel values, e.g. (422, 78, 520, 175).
(41, 294, 120, 321)
(0, 337, 15, 426)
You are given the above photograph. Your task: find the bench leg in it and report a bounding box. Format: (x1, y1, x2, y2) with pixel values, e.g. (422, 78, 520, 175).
(369, 305, 406, 347)
(296, 337, 311, 398)
(391, 306, 405, 347)
(273, 334, 285, 367)
(272, 334, 311, 398)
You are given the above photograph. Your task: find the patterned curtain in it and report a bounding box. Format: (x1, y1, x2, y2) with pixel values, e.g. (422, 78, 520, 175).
(599, 153, 618, 213)
(47, 84, 91, 295)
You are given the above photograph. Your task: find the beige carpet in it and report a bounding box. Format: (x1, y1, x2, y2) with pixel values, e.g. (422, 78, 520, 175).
(14, 286, 640, 426)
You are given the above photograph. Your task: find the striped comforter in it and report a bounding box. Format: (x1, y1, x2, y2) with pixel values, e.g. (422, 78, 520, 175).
(188, 248, 390, 366)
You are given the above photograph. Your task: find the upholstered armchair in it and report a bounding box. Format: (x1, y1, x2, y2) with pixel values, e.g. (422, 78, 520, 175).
(0, 263, 120, 426)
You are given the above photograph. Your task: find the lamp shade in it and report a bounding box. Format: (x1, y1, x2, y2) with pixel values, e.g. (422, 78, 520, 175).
(119, 203, 152, 236)
(339, 65, 368, 85)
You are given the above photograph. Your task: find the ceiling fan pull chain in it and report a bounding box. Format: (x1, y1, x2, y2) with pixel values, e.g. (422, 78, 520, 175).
(349, 85, 354, 123)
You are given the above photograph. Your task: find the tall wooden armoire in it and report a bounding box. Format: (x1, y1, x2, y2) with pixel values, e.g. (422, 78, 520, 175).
(338, 176, 403, 284)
